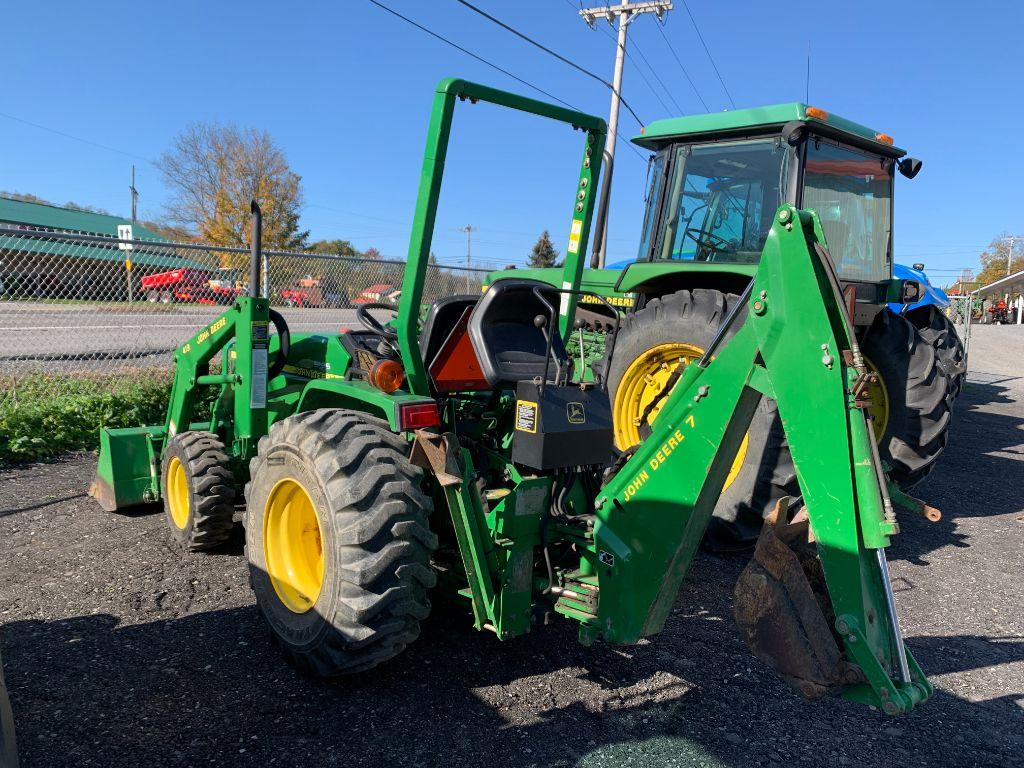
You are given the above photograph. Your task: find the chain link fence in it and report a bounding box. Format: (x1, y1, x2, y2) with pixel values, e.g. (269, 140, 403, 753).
(0, 226, 490, 405)
(945, 294, 978, 364)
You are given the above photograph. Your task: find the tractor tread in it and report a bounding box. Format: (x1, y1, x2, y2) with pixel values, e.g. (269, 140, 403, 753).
(906, 304, 967, 397)
(862, 311, 954, 486)
(245, 409, 435, 677)
(162, 431, 236, 552)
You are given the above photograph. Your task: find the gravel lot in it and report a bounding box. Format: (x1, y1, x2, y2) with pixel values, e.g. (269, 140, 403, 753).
(1, 325, 1021, 768)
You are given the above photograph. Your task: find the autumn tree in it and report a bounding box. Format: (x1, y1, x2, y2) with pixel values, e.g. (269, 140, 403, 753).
(156, 123, 308, 254)
(974, 236, 1024, 292)
(527, 230, 560, 268)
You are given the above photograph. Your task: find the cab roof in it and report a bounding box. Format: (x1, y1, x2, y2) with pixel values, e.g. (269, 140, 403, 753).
(633, 102, 906, 157)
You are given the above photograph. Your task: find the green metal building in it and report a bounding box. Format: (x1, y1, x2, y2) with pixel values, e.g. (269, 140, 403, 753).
(0, 197, 201, 300)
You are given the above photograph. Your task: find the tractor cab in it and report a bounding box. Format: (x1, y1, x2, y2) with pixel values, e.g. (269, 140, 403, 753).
(632, 104, 920, 293)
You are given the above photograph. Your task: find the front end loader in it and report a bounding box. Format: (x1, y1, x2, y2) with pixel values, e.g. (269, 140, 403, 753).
(92, 78, 934, 715)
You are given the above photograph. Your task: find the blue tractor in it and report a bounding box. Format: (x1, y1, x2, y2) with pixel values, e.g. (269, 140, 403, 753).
(891, 263, 967, 397)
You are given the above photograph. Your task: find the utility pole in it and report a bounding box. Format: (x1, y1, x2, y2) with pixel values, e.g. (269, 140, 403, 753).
(461, 224, 476, 291)
(581, 0, 672, 268)
(126, 165, 139, 302)
(1006, 236, 1017, 277)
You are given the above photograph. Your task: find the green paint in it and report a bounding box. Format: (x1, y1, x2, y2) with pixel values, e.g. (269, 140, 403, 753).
(93, 77, 932, 715)
(635, 102, 905, 156)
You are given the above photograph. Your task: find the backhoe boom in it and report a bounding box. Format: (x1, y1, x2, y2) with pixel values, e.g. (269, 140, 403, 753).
(593, 205, 932, 714)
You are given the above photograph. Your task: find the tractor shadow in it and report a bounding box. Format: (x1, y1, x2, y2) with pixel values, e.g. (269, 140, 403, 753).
(3, 565, 1022, 768)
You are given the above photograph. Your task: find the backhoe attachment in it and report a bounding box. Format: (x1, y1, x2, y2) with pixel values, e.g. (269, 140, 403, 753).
(591, 205, 933, 714)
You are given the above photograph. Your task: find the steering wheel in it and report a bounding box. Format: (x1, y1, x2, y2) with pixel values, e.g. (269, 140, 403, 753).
(356, 302, 399, 340)
(684, 228, 731, 252)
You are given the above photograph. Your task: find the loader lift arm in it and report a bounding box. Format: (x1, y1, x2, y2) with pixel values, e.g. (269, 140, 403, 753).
(591, 204, 932, 714)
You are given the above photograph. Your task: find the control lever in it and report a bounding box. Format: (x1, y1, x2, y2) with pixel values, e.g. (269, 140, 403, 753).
(574, 319, 586, 386)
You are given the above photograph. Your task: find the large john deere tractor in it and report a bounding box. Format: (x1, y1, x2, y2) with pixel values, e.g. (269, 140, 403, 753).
(497, 104, 953, 545)
(92, 79, 936, 715)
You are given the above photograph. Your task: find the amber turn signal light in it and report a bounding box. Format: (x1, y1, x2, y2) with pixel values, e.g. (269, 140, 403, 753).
(369, 359, 406, 393)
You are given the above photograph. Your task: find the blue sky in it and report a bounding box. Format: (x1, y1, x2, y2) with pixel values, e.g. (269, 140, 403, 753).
(3, 0, 1020, 279)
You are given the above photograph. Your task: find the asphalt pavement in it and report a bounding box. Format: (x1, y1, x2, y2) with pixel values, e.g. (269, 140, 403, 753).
(0, 326, 1021, 767)
(0, 302, 359, 373)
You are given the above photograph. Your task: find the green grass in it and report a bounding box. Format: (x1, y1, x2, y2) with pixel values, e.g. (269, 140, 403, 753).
(0, 371, 175, 464)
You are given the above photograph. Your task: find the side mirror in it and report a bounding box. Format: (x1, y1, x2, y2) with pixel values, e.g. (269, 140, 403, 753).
(898, 157, 922, 179)
(901, 279, 923, 303)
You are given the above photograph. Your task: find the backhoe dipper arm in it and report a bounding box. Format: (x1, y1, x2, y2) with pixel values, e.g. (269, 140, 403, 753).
(591, 205, 932, 714)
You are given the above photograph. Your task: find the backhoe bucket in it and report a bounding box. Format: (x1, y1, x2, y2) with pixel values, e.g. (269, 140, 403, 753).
(734, 499, 863, 699)
(89, 426, 161, 511)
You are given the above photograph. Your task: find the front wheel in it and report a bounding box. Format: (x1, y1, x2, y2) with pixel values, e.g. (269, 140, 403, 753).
(161, 431, 236, 551)
(245, 409, 437, 676)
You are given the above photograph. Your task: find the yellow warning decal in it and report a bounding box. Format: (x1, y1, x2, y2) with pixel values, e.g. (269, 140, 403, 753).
(567, 219, 583, 255)
(515, 400, 538, 433)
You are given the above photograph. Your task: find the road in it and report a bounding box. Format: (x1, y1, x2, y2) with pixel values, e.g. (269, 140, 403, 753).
(0, 302, 360, 373)
(0, 326, 1022, 767)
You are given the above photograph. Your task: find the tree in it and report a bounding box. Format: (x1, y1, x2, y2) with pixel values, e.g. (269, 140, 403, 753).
(974, 235, 1024, 293)
(156, 123, 308, 252)
(527, 230, 560, 268)
(309, 239, 359, 257)
(140, 218, 196, 242)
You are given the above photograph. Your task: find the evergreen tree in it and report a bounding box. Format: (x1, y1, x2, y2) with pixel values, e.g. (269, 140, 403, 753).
(528, 230, 560, 268)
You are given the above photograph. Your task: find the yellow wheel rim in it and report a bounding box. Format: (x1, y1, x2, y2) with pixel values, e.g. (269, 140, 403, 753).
(862, 356, 890, 442)
(166, 456, 190, 530)
(263, 478, 325, 614)
(613, 342, 749, 491)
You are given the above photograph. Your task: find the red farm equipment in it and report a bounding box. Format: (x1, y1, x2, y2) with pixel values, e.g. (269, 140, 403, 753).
(141, 268, 242, 305)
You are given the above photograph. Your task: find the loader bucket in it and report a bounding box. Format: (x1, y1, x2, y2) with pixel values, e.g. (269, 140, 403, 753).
(89, 426, 162, 512)
(734, 499, 863, 699)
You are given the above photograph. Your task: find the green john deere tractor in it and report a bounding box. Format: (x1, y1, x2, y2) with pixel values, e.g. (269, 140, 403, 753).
(92, 78, 936, 715)
(493, 104, 951, 545)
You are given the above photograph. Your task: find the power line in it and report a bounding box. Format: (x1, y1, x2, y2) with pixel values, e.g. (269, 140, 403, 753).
(678, 0, 735, 109)
(628, 36, 686, 115)
(454, 0, 645, 127)
(0, 111, 151, 163)
(368, 0, 574, 110)
(653, 19, 709, 111)
(572, 1, 684, 116)
(368, 1, 646, 162)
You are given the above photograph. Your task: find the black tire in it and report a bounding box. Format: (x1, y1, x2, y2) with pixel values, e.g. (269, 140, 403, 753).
(905, 305, 966, 397)
(161, 431, 236, 551)
(861, 311, 953, 487)
(0, 649, 17, 768)
(605, 288, 795, 547)
(146, 289, 159, 303)
(245, 409, 437, 676)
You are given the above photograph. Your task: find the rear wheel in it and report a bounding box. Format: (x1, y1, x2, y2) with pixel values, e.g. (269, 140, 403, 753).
(161, 431, 236, 551)
(146, 289, 159, 303)
(245, 409, 437, 676)
(861, 311, 952, 487)
(905, 305, 966, 397)
(606, 289, 794, 545)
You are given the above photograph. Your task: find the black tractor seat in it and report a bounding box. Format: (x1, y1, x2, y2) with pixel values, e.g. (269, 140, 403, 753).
(467, 279, 569, 387)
